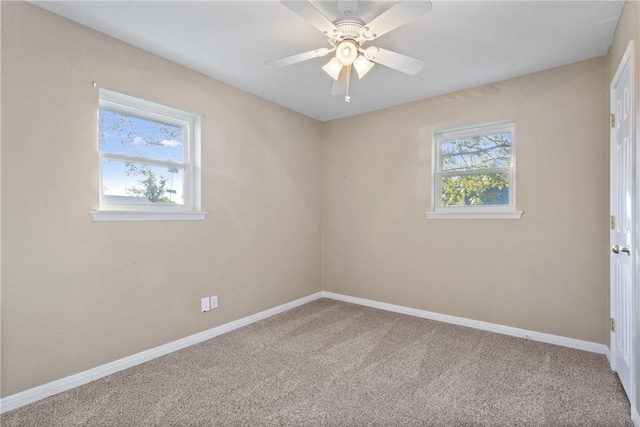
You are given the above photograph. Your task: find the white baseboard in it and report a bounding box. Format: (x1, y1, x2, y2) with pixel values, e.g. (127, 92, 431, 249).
(321, 291, 609, 355)
(0, 292, 323, 414)
(604, 345, 612, 366)
(0, 290, 613, 414)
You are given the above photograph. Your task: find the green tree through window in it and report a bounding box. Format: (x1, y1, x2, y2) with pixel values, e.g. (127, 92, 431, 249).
(440, 132, 511, 206)
(98, 92, 190, 207)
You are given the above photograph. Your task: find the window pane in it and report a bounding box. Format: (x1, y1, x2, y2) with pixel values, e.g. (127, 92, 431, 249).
(99, 107, 184, 162)
(440, 132, 511, 172)
(441, 173, 509, 207)
(102, 159, 185, 206)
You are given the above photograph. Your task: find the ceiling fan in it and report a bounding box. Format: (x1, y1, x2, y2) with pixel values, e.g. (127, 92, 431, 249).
(266, 0, 433, 102)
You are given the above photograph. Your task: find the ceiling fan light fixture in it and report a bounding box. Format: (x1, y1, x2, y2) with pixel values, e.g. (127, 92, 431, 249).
(322, 57, 343, 80)
(353, 54, 374, 79)
(335, 39, 359, 66)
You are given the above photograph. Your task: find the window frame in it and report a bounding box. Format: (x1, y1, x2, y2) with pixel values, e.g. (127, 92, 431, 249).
(427, 120, 523, 220)
(90, 89, 206, 222)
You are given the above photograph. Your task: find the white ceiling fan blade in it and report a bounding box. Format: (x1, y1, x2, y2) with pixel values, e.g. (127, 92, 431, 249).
(281, 1, 339, 37)
(361, 0, 433, 41)
(331, 66, 350, 96)
(266, 47, 333, 67)
(364, 47, 425, 75)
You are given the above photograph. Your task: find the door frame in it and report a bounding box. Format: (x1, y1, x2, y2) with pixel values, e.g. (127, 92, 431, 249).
(609, 39, 638, 424)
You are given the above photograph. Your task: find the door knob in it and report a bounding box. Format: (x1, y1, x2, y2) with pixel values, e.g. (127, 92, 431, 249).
(612, 245, 631, 255)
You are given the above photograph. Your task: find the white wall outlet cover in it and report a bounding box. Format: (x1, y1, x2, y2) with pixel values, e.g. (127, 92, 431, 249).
(210, 296, 218, 309)
(201, 297, 210, 312)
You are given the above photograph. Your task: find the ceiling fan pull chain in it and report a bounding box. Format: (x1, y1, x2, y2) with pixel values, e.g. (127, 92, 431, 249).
(345, 65, 351, 103)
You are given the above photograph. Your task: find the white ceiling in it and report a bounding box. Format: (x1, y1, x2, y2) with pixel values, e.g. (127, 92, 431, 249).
(32, 1, 624, 122)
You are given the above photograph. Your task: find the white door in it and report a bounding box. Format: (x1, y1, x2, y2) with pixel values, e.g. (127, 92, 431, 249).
(610, 41, 635, 400)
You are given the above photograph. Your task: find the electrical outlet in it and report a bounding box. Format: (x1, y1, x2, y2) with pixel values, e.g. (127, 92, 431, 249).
(201, 297, 210, 312)
(210, 295, 218, 309)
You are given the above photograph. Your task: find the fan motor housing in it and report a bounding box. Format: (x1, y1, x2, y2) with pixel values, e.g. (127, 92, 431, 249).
(333, 18, 365, 42)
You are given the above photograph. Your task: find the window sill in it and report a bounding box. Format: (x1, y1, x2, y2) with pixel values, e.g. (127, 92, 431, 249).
(89, 210, 207, 222)
(426, 211, 523, 220)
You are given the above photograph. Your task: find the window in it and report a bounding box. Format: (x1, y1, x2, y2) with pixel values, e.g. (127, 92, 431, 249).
(427, 121, 522, 220)
(90, 89, 206, 222)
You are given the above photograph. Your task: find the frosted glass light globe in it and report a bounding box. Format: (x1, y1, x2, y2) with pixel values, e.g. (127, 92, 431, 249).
(335, 40, 359, 66)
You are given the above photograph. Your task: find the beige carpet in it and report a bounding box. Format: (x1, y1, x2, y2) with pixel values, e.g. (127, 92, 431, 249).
(1, 298, 633, 426)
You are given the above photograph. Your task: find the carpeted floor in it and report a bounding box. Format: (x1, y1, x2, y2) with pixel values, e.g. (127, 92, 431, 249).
(1, 298, 633, 426)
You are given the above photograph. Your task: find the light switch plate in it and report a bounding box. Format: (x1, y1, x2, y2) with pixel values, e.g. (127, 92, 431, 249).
(210, 295, 218, 309)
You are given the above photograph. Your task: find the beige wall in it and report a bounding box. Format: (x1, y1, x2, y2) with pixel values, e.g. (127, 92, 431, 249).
(323, 58, 608, 344)
(605, 0, 640, 417)
(1, 2, 322, 397)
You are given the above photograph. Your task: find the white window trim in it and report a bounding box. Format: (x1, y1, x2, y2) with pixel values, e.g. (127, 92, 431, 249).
(426, 120, 522, 220)
(90, 89, 206, 222)
(90, 210, 206, 222)
(425, 211, 523, 220)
